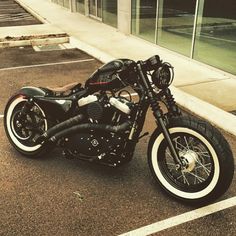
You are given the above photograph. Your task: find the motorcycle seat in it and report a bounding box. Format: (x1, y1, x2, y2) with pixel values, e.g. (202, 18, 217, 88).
(47, 82, 79, 93)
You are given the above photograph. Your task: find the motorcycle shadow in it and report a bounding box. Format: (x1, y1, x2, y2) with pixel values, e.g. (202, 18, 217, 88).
(49, 148, 138, 177)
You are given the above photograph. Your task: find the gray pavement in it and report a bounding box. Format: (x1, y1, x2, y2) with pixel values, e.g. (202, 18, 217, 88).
(0, 0, 41, 27)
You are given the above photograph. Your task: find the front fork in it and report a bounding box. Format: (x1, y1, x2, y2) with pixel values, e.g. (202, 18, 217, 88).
(151, 97, 183, 166)
(137, 64, 183, 166)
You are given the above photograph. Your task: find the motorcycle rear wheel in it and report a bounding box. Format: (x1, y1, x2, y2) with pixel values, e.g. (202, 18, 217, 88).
(148, 116, 234, 205)
(4, 95, 51, 157)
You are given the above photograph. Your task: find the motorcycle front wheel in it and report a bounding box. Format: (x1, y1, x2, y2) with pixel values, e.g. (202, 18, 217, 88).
(4, 94, 51, 157)
(148, 116, 234, 205)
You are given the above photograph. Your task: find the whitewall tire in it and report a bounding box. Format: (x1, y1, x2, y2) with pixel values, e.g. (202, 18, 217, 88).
(148, 116, 234, 204)
(4, 95, 50, 157)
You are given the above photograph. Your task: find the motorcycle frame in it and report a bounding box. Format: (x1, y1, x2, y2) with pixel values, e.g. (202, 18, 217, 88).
(18, 60, 182, 165)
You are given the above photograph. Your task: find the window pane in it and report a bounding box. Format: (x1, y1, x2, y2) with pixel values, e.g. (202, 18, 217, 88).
(97, 0, 102, 18)
(89, 0, 96, 16)
(103, 0, 117, 28)
(194, 0, 236, 74)
(76, 0, 85, 14)
(157, 0, 196, 56)
(131, 0, 157, 43)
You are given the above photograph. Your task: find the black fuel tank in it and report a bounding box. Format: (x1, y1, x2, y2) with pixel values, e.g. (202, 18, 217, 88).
(85, 59, 136, 91)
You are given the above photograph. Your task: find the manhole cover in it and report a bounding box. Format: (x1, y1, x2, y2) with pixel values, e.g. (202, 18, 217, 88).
(33, 43, 74, 52)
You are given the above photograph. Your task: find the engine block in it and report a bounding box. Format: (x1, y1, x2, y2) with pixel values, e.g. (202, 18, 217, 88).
(64, 131, 125, 157)
(77, 94, 134, 123)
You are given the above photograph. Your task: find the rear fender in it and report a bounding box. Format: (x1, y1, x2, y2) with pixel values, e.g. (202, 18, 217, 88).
(19, 86, 46, 97)
(18, 86, 72, 120)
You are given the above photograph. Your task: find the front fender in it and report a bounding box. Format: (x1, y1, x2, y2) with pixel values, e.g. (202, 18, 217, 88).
(19, 86, 46, 97)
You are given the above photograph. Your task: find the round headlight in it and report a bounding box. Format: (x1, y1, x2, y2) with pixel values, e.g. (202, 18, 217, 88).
(152, 62, 174, 89)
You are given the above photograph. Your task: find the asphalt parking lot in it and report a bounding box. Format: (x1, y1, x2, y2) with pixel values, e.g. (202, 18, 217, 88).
(0, 0, 41, 27)
(0, 45, 236, 236)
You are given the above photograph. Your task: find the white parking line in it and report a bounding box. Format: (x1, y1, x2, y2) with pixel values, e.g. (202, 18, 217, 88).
(119, 196, 236, 236)
(0, 58, 95, 71)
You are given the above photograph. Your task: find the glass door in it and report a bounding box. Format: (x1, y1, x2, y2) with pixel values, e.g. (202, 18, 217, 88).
(103, 0, 117, 28)
(89, 0, 102, 20)
(131, 0, 158, 43)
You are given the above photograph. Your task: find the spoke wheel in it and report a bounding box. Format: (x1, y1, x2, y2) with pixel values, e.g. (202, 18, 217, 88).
(159, 133, 215, 193)
(10, 101, 47, 148)
(4, 95, 51, 157)
(148, 116, 234, 204)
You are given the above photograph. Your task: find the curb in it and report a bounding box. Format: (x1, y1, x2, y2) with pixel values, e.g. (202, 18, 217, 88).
(171, 86, 236, 136)
(70, 36, 236, 137)
(0, 36, 69, 48)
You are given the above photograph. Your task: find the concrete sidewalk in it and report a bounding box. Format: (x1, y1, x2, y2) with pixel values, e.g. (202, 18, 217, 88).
(1, 0, 236, 135)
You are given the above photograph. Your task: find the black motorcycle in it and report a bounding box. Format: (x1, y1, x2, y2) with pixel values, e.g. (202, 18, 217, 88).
(4, 55, 234, 204)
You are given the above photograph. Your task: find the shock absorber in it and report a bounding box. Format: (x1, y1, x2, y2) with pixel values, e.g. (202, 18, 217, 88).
(149, 95, 164, 120)
(163, 88, 181, 116)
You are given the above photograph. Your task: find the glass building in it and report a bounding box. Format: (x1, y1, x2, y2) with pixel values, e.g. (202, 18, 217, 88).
(73, 0, 117, 27)
(102, 0, 117, 28)
(50, 0, 236, 75)
(76, 0, 85, 15)
(131, 0, 236, 74)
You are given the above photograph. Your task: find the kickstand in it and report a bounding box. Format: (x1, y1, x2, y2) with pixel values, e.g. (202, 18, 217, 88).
(138, 132, 149, 140)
